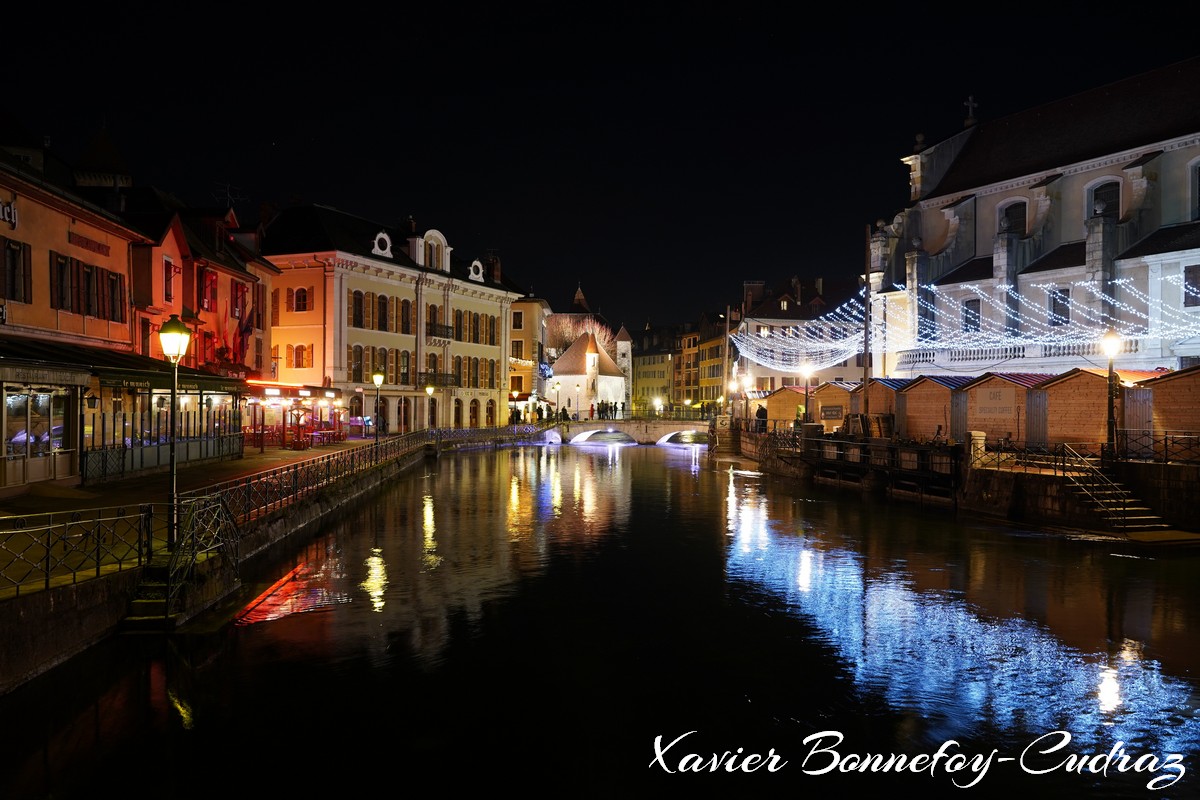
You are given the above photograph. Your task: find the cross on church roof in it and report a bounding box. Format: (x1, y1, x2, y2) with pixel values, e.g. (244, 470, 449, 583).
(964, 95, 979, 126)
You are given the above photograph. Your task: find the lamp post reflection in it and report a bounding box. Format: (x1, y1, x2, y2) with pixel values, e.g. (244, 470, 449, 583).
(1102, 329, 1121, 466)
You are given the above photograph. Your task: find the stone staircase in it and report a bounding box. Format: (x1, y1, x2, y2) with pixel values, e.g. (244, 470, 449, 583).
(1067, 472, 1172, 535)
(120, 555, 181, 633)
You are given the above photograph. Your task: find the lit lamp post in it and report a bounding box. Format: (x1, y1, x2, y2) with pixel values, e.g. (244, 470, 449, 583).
(372, 370, 384, 444)
(511, 389, 519, 423)
(575, 383, 580, 420)
(1102, 329, 1121, 466)
(800, 363, 814, 424)
(425, 385, 434, 429)
(158, 314, 191, 550)
(554, 381, 561, 419)
(728, 380, 737, 417)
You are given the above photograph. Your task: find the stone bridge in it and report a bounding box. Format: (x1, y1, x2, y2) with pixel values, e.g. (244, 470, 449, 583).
(543, 419, 709, 445)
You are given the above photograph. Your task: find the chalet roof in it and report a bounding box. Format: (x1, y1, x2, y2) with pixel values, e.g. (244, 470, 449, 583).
(849, 377, 911, 393)
(926, 56, 1200, 199)
(1034, 367, 1167, 387)
(814, 380, 859, 393)
(615, 325, 632, 342)
(551, 332, 624, 377)
(1134, 364, 1200, 386)
(899, 374, 975, 392)
(961, 372, 1056, 390)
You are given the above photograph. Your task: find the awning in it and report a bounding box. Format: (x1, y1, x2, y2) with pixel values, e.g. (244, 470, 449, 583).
(0, 334, 249, 394)
(246, 379, 343, 400)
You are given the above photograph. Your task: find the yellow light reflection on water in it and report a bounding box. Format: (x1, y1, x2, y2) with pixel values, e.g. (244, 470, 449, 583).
(359, 547, 387, 612)
(422, 494, 442, 569)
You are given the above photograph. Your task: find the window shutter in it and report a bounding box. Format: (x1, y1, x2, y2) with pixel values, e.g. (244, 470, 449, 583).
(365, 292, 375, 330)
(20, 242, 31, 302)
(389, 296, 396, 332)
(346, 345, 353, 381)
(48, 250, 59, 308)
(286, 287, 294, 311)
(347, 290, 353, 327)
(98, 269, 110, 319)
(286, 344, 294, 368)
(306, 344, 314, 368)
(271, 289, 280, 326)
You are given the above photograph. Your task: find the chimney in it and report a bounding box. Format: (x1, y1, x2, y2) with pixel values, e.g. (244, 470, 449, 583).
(489, 252, 501, 283)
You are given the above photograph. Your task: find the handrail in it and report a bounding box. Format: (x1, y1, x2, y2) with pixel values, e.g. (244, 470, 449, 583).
(1061, 443, 1127, 532)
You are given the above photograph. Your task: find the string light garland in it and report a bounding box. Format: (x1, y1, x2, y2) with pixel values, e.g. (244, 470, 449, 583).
(730, 279, 1200, 373)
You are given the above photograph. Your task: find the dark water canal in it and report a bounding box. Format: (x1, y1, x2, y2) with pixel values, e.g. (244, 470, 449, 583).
(3, 442, 1200, 799)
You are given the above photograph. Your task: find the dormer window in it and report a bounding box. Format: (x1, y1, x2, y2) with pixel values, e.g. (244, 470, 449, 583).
(1000, 201, 1027, 236)
(1090, 180, 1120, 219)
(780, 300, 788, 311)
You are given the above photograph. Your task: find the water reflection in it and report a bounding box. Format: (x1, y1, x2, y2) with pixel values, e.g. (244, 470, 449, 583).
(722, 467, 1200, 760)
(4, 444, 1200, 799)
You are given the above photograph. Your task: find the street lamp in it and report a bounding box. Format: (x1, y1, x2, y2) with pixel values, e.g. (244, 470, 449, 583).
(158, 314, 191, 550)
(1102, 329, 1121, 464)
(554, 381, 561, 419)
(511, 389, 519, 423)
(575, 383, 580, 420)
(425, 384, 434, 429)
(372, 370, 384, 444)
(800, 363, 814, 424)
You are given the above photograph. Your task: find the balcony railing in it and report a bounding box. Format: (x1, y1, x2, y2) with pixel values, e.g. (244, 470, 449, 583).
(417, 371, 460, 388)
(425, 322, 454, 339)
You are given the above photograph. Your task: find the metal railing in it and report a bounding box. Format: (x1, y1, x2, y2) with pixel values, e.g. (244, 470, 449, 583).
(0, 425, 539, 600)
(1061, 443, 1129, 531)
(0, 504, 153, 599)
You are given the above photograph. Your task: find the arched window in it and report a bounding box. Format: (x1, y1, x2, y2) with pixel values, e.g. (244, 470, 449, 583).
(472, 313, 481, 343)
(1000, 201, 1027, 236)
(376, 347, 387, 380)
(1090, 180, 1120, 219)
(294, 287, 309, 312)
(428, 304, 439, 327)
(352, 345, 364, 382)
(454, 309, 464, 340)
(377, 295, 389, 331)
(401, 299, 412, 334)
(295, 344, 307, 368)
(352, 291, 365, 328)
(454, 356, 463, 386)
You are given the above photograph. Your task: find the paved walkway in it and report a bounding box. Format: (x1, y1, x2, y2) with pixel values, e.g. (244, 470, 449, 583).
(0, 437, 379, 518)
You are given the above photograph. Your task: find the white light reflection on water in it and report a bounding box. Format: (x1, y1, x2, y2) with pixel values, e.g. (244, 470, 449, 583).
(722, 475, 1200, 758)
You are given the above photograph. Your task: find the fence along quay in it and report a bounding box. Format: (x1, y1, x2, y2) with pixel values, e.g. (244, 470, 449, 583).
(0, 424, 545, 694)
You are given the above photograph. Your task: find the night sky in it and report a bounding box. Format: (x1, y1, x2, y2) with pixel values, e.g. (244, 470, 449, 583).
(10, 4, 1199, 329)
